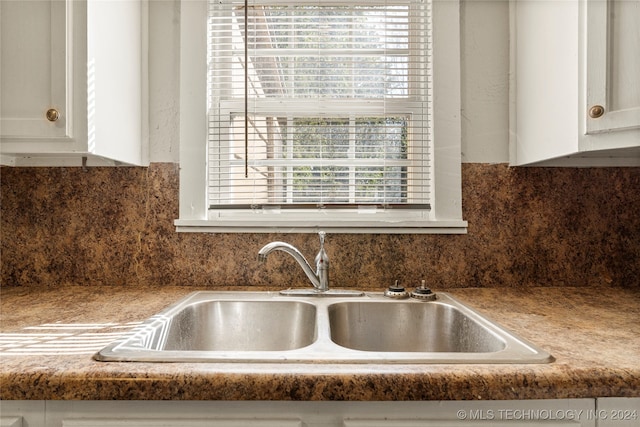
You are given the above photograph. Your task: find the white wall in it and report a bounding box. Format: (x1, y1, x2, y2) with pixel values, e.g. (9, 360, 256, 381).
(147, 0, 511, 164)
(461, 0, 510, 163)
(148, 0, 181, 163)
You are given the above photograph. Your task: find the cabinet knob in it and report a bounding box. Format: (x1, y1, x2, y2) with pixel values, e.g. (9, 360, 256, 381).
(588, 105, 605, 119)
(46, 108, 60, 122)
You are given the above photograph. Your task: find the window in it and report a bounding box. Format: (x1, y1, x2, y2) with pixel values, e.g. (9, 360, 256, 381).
(177, 0, 466, 233)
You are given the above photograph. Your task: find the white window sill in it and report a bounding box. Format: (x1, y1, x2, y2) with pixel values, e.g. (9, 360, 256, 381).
(174, 219, 468, 234)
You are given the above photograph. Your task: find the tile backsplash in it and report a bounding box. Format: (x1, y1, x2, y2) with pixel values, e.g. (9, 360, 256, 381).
(1, 163, 638, 289)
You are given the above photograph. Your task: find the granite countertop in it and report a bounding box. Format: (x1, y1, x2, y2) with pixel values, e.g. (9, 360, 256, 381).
(1, 285, 639, 401)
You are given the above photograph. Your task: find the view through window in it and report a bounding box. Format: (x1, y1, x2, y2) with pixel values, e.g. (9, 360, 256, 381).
(207, 0, 431, 210)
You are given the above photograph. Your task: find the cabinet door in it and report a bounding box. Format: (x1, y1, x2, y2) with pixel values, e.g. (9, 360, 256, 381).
(346, 422, 581, 427)
(61, 420, 301, 427)
(344, 399, 596, 427)
(0, 401, 46, 427)
(0, 417, 22, 427)
(0, 0, 71, 140)
(596, 398, 639, 427)
(47, 402, 302, 427)
(586, 0, 640, 134)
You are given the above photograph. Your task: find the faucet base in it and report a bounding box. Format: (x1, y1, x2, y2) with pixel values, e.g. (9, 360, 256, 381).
(280, 288, 364, 297)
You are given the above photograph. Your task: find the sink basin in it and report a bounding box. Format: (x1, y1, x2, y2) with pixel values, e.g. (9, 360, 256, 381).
(329, 301, 505, 353)
(162, 300, 316, 351)
(95, 291, 553, 364)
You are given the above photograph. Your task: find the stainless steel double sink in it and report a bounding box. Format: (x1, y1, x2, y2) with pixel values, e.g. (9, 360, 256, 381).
(94, 291, 553, 364)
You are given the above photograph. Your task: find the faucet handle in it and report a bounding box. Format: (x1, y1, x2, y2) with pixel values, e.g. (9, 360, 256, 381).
(315, 231, 329, 270)
(316, 232, 327, 262)
(314, 231, 330, 291)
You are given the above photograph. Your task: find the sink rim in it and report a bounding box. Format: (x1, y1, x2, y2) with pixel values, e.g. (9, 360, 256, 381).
(94, 291, 554, 364)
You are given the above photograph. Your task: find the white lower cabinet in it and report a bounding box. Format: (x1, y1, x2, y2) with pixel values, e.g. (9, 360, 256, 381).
(3, 399, 629, 427)
(596, 398, 640, 427)
(0, 416, 23, 427)
(60, 420, 301, 427)
(342, 400, 596, 427)
(1, 399, 637, 427)
(0, 400, 45, 427)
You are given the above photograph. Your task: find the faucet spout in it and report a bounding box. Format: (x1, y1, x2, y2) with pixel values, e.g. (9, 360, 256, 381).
(258, 232, 330, 292)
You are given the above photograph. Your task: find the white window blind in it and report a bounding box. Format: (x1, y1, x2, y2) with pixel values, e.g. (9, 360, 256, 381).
(207, 0, 432, 212)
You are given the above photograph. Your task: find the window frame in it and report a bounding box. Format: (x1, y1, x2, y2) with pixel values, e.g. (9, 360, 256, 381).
(176, 0, 466, 234)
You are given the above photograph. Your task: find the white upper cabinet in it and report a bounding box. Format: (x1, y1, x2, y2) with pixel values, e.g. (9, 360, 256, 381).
(586, 0, 640, 135)
(0, 1, 68, 141)
(0, 0, 147, 167)
(510, 0, 640, 166)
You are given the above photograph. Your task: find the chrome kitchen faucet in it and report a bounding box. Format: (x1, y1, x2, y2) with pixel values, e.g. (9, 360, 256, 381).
(258, 231, 330, 292)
